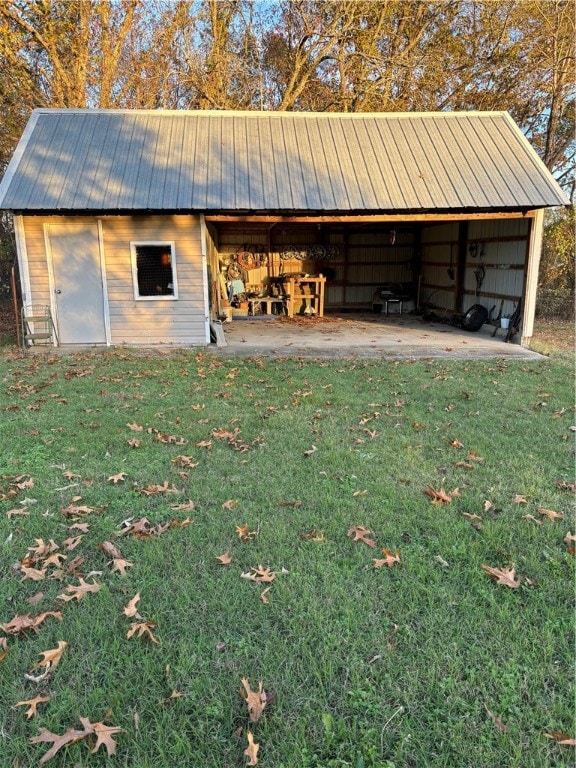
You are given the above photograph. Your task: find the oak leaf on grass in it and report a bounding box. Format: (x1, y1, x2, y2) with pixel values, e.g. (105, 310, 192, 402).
(30, 717, 121, 764)
(34, 640, 67, 669)
(0, 611, 61, 636)
(127, 621, 159, 644)
(57, 578, 101, 602)
(123, 593, 141, 618)
(483, 703, 510, 732)
(241, 566, 276, 583)
(543, 730, 576, 746)
(481, 564, 521, 589)
(347, 525, 376, 548)
(373, 549, 400, 568)
(538, 508, 563, 521)
(423, 486, 460, 505)
(216, 552, 232, 565)
(15, 694, 50, 719)
(240, 678, 267, 723)
(236, 523, 257, 541)
(108, 472, 127, 484)
(244, 731, 260, 765)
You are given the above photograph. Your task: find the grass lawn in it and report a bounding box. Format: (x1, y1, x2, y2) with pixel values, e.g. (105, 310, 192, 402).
(0, 347, 574, 767)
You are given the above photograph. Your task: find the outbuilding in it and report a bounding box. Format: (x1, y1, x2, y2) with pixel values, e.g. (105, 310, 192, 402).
(0, 108, 567, 347)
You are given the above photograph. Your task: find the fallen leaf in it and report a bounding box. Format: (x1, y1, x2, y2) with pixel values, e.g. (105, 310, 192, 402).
(0, 611, 62, 636)
(30, 724, 90, 764)
(522, 514, 542, 525)
(57, 578, 101, 602)
(63, 535, 83, 550)
(170, 500, 195, 511)
(483, 703, 510, 732)
(84, 719, 122, 756)
(434, 555, 450, 568)
(126, 421, 143, 431)
(513, 494, 528, 504)
(20, 566, 47, 582)
(347, 525, 376, 547)
(373, 549, 400, 568)
(216, 552, 232, 565)
(222, 499, 238, 511)
(481, 564, 521, 589)
(450, 439, 464, 448)
(538, 508, 563, 521)
(108, 472, 127, 484)
(483, 500, 494, 512)
(171, 455, 199, 468)
(127, 438, 141, 448)
(123, 593, 141, 618)
(304, 445, 317, 457)
(564, 532, 576, 545)
(260, 587, 272, 604)
(244, 731, 260, 765)
(127, 621, 159, 644)
(240, 678, 267, 723)
(241, 566, 276, 583)
(236, 523, 257, 541)
(140, 481, 180, 496)
(26, 592, 44, 605)
(423, 486, 460, 505)
(111, 557, 133, 575)
(15, 694, 51, 719)
(34, 640, 67, 670)
(300, 529, 326, 542)
(543, 730, 576, 746)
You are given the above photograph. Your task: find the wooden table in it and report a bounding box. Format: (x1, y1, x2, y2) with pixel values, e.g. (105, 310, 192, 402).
(284, 275, 326, 318)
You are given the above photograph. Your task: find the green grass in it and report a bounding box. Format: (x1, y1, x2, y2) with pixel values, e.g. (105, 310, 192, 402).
(1, 349, 574, 768)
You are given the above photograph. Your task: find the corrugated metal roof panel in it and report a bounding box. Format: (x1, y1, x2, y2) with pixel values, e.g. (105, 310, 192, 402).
(0, 109, 568, 212)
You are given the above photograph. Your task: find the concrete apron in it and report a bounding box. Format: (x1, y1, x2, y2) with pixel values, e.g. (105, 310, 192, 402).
(216, 313, 543, 360)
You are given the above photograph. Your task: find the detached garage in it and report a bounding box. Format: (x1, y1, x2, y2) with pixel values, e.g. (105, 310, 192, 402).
(0, 108, 567, 348)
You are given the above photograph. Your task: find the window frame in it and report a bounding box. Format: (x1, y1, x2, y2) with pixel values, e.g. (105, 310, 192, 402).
(130, 241, 179, 301)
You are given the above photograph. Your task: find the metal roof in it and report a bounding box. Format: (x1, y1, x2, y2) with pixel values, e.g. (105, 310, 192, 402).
(0, 109, 568, 213)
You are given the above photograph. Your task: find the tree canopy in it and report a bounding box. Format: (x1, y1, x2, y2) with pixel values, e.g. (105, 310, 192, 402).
(1, 0, 574, 194)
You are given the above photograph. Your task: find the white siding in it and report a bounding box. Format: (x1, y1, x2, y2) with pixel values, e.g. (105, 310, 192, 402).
(22, 214, 207, 346)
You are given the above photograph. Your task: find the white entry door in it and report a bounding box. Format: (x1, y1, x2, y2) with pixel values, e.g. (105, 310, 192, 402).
(47, 222, 108, 344)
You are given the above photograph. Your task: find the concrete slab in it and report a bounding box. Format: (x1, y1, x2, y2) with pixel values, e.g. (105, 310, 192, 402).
(215, 313, 543, 360)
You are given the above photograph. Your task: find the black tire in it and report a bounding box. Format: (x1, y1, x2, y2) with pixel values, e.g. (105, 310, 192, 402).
(462, 304, 488, 332)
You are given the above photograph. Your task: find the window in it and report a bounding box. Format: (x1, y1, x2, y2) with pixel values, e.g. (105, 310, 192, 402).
(131, 242, 178, 300)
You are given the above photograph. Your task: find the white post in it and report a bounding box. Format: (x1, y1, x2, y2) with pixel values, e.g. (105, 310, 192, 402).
(522, 209, 544, 347)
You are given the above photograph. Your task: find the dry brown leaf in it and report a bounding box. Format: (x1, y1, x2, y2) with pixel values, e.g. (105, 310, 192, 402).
(100, 540, 123, 559)
(216, 552, 232, 565)
(69, 522, 89, 533)
(140, 481, 181, 496)
(538, 508, 564, 521)
(300, 529, 326, 542)
(450, 439, 464, 448)
(30, 724, 89, 764)
(127, 438, 141, 448)
(127, 621, 159, 644)
(171, 455, 199, 468)
(236, 523, 257, 541)
(123, 593, 141, 618)
(170, 500, 195, 511)
(222, 499, 238, 511)
(240, 678, 267, 723)
(108, 472, 127, 484)
(15, 694, 51, 719)
(57, 578, 101, 602)
(513, 494, 528, 504)
(85, 719, 122, 756)
(0, 611, 62, 636)
(522, 514, 542, 525)
(26, 592, 44, 605)
(564, 532, 576, 544)
(423, 486, 460, 505)
(111, 557, 133, 575)
(373, 549, 401, 568)
(481, 564, 521, 589)
(303, 445, 317, 457)
(484, 703, 510, 732)
(260, 587, 272, 604)
(241, 566, 276, 583)
(347, 525, 376, 548)
(20, 566, 47, 582)
(244, 731, 260, 765)
(543, 730, 576, 745)
(63, 535, 83, 550)
(126, 421, 143, 431)
(34, 640, 67, 669)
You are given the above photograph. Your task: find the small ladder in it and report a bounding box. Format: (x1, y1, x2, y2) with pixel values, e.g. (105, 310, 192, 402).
(21, 305, 58, 349)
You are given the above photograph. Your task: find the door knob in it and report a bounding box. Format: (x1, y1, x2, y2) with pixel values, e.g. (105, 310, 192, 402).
(55, 289, 61, 294)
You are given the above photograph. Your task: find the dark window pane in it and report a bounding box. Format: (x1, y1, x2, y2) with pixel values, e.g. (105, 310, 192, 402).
(135, 245, 174, 296)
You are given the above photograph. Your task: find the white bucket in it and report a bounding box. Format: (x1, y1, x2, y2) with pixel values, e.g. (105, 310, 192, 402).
(500, 317, 510, 329)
